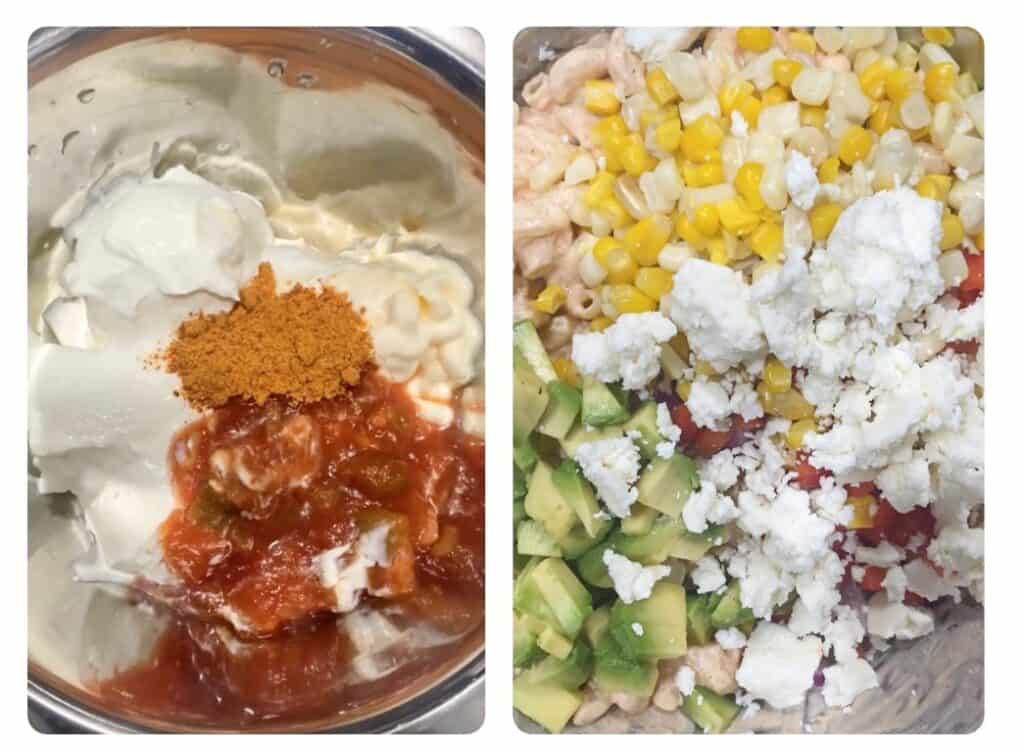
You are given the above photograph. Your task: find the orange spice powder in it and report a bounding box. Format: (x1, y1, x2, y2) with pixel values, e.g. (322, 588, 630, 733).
(161, 263, 374, 409)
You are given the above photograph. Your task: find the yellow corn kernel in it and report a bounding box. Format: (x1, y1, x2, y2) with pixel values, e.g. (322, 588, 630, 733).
(592, 114, 628, 145)
(757, 384, 816, 421)
(635, 267, 675, 300)
(719, 79, 755, 116)
(801, 105, 827, 129)
(837, 125, 873, 166)
(761, 356, 793, 393)
(608, 284, 656, 314)
(737, 26, 775, 53)
(552, 357, 581, 388)
(598, 195, 632, 230)
(604, 246, 638, 284)
(532, 284, 567, 314)
(625, 214, 673, 266)
(974, 231, 985, 252)
(584, 171, 616, 208)
(924, 62, 958, 102)
(601, 133, 627, 174)
(922, 26, 955, 46)
(908, 125, 932, 142)
(749, 221, 784, 263)
(818, 156, 841, 183)
(681, 114, 726, 162)
(885, 68, 918, 103)
(858, 57, 898, 99)
(916, 173, 953, 203)
(717, 197, 761, 236)
(655, 116, 684, 152)
(846, 496, 876, 529)
(592, 236, 622, 268)
(785, 418, 817, 450)
(669, 332, 690, 361)
(646, 66, 680, 106)
(723, 230, 752, 262)
(682, 161, 725, 188)
(760, 207, 783, 224)
(940, 212, 964, 251)
(620, 135, 657, 177)
(584, 80, 621, 115)
(590, 316, 613, 332)
(675, 380, 692, 401)
(707, 236, 729, 265)
(868, 100, 895, 134)
(772, 58, 804, 88)
(695, 360, 717, 378)
(762, 85, 790, 107)
(675, 213, 708, 251)
(694, 204, 721, 236)
(736, 94, 763, 128)
(735, 162, 766, 211)
(809, 202, 843, 241)
(956, 71, 979, 98)
(787, 30, 817, 54)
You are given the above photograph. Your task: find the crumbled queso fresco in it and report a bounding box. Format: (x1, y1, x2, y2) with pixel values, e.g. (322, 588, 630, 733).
(513, 25, 983, 734)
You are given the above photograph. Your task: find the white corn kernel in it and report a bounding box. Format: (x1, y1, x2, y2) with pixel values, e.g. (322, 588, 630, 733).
(614, 174, 652, 221)
(814, 27, 848, 55)
(894, 41, 919, 70)
(918, 42, 958, 73)
(742, 48, 785, 91)
(658, 242, 696, 272)
(681, 183, 737, 217)
(529, 151, 572, 192)
(914, 142, 951, 177)
(899, 91, 932, 130)
(829, 72, 872, 123)
(959, 196, 984, 235)
(661, 51, 707, 101)
(569, 197, 593, 227)
(564, 153, 597, 186)
(788, 127, 830, 166)
(746, 131, 786, 164)
(678, 94, 721, 126)
(758, 101, 802, 140)
(944, 134, 984, 176)
(964, 91, 984, 137)
(721, 136, 747, 182)
(878, 28, 899, 56)
(853, 48, 881, 76)
(792, 68, 834, 106)
(639, 158, 684, 214)
(948, 174, 983, 211)
(761, 160, 790, 211)
(930, 101, 955, 149)
(579, 250, 608, 288)
(844, 27, 886, 52)
(871, 128, 916, 189)
(783, 205, 812, 251)
(938, 249, 969, 288)
(622, 91, 656, 132)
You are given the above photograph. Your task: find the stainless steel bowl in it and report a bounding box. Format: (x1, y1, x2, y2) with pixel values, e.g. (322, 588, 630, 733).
(513, 27, 983, 735)
(28, 26, 484, 734)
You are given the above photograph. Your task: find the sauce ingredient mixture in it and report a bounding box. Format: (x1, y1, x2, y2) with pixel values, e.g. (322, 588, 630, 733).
(512, 26, 982, 734)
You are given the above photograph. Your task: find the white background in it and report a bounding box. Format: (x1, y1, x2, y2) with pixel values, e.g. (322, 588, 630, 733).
(2, 0, 1015, 745)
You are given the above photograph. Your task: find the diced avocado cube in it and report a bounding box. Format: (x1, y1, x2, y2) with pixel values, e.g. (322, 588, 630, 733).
(709, 580, 754, 629)
(513, 673, 582, 734)
(514, 463, 528, 502)
(514, 611, 542, 667)
(524, 462, 579, 541)
(610, 518, 682, 565)
(638, 453, 698, 518)
(592, 633, 658, 700)
(520, 640, 593, 690)
(513, 499, 527, 527)
(517, 519, 563, 557)
(514, 436, 538, 474)
(552, 460, 604, 537)
(537, 381, 582, 440)
(608, 581, 687, 661)
(576, 540, 614, 589)
(672, 524, 729, 561)
(521, 557, 594, 641)
(620, 505, 658, 536)
(537, 626, 574, 659)
(681, 686, 741, 734)
(515, 349, 549, 444)
(514, 320, 558, 384)
(514, 558, 561, 628)
(686, 593, 715, 646)
(623, 402, 662, 460)
(583, 606, 611, 648)
(558, 521, 612, 560)
(560, 422, 625, 459)
(581, 377, 630, 427)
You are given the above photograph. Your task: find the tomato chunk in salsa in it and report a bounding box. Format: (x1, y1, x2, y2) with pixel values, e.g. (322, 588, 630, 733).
(94, 373, 484, 726)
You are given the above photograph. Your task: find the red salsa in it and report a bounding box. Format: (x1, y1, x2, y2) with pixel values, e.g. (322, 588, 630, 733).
(93, 373, 484, 727)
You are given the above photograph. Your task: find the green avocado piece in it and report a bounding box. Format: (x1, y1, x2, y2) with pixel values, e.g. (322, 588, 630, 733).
(623, 402, 662, 460)
(537, 381, 583, 440)
(537, 626, 574, 659)
(637, 453, 699, 518)
(681, 686, 741, 734)
(592, 633, 658, 700)
(672, 524, 729, 561)
(552, 460, 604, 537)
(560, 422, 626, 459)
(520, 640, 593, 690)
(583, 606, 611, 648)
(608, 581, 688, 661)
(620, 505, 658, 536)
(686, 592, 715, 646)
(609, 518, 682, 565)
(514, 320, 558, 384)
(558, 520, 612, 560)
(515, 557, 593, 641)
(513, 673, 582, 734)
(514, 349, 549, 445)
(514, 611, 542, 667)
(581, 376, 630, 427)
(709, 580, 754, 629)
(524, 462, 579, 541)
(576, 539, 615, 589)
(517, 519, 563, 557)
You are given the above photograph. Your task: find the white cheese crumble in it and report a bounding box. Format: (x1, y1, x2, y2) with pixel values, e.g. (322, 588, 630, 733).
(866, 592, 936, 640)
(736, 622, 823, 709)
(575, 436, 641, 518)
(822, 658, 879, 708)
(674, 665, 696, 696)
(571, 312, 677, 390)
(602, 549, 670, 604)
(691, 556, 726, 594)
(730, 110, 749, 138)
(655, 402, 681, 458)
(715, 627, 748, 650)
(784, 150, 820, 211)
(631, 622, 645, 636)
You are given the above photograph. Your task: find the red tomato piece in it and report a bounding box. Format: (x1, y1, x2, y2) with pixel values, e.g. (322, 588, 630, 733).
(844, 481, 879, 498)
(859, 565, 887, 592)
(693, 428, 731, 457)
(670, 404, 700, 446)
(945, 340, 980, 358)
(793, 452, 827, 490)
